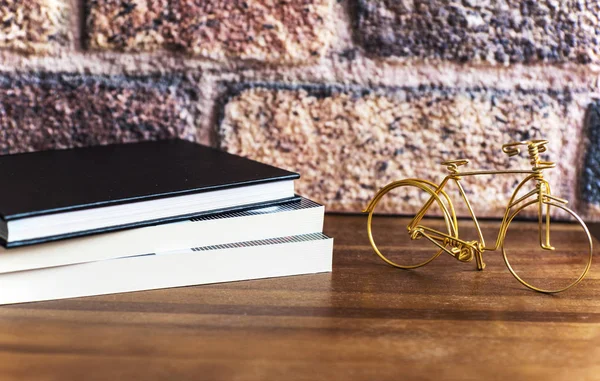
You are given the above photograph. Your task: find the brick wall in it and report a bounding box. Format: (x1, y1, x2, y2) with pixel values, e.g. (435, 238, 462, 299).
(1, 0, 599, 220)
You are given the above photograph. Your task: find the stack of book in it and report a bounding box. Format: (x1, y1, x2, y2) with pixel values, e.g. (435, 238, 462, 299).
(0, 140, 333, 304)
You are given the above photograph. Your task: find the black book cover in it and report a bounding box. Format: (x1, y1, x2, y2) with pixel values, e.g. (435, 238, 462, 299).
(0, 140, 299, 247)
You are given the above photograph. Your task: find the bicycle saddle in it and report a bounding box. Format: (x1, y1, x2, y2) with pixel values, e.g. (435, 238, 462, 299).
(441, 159, 469, 166)
(441, 159, 469, 173)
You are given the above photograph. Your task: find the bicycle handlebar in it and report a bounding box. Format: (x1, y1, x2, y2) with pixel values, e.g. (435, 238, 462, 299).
(501, 140, 548, 157)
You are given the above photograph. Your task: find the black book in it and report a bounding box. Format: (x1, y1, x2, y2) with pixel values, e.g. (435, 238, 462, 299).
(0, 140, 298, 247)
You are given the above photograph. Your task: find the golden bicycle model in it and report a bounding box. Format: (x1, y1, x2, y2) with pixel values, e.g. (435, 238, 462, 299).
(364, 139, 593, 293)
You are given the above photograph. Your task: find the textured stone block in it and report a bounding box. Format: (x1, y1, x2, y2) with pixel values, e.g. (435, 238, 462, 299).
(87, 0, 334, 63)
(0, 73, 198, 155)
(355, 0, 600, 64)
(0, 0, 69, 53)
(219, 84, 584, 218)
(581, 101, 600, 209)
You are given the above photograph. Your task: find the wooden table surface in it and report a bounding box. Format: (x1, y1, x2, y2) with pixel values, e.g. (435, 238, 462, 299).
(0, 215, 599, 381)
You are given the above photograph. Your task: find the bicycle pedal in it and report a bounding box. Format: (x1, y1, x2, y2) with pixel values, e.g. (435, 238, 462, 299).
(457, 249, 474, 262)
(449, 246, 474, 262)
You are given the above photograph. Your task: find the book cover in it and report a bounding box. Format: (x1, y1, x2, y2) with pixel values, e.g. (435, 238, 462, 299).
(0, 140, 299, 247)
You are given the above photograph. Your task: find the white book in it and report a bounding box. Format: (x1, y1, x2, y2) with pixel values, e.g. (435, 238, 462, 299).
(0, 197, 324, 274)
(0, 233, 333, 305)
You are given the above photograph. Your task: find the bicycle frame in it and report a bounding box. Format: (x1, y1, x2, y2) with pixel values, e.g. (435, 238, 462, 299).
(405, 169, 565, 270)
(364, 139, 593, 293)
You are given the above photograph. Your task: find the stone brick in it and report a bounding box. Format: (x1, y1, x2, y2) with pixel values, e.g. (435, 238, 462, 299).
(0, 0, 69, 53)
(219, 84, 586, 218)
(355, 0, 600, 65)
(0, 73, 198, 155)
(581, 101, 600, 208)
(87, 0, 334, 63)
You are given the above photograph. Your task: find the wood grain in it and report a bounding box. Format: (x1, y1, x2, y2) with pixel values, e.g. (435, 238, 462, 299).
(0, 215, 599, 381)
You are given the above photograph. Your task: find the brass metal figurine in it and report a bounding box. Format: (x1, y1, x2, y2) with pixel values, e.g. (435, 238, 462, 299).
(363, 139, 593, 293)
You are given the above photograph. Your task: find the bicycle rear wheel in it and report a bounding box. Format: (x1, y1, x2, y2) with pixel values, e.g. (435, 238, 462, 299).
(502, 201, 592, 293)
(366, 180, 453, 269)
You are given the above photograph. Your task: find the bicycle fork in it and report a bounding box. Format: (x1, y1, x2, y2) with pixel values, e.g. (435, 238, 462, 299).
(538, 186, 569, 251)
(539, 200, 555, 251)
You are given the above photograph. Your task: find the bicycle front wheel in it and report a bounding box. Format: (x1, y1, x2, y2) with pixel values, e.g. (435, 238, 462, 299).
(502, 201, 593, 293)
(366, 180, 453, 269)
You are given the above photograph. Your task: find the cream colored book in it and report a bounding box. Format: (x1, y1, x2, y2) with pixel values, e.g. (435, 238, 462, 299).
(0, 233, 334, 305)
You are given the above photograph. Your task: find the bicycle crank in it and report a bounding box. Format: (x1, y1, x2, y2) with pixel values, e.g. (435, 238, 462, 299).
(446, 239, 480, 263)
